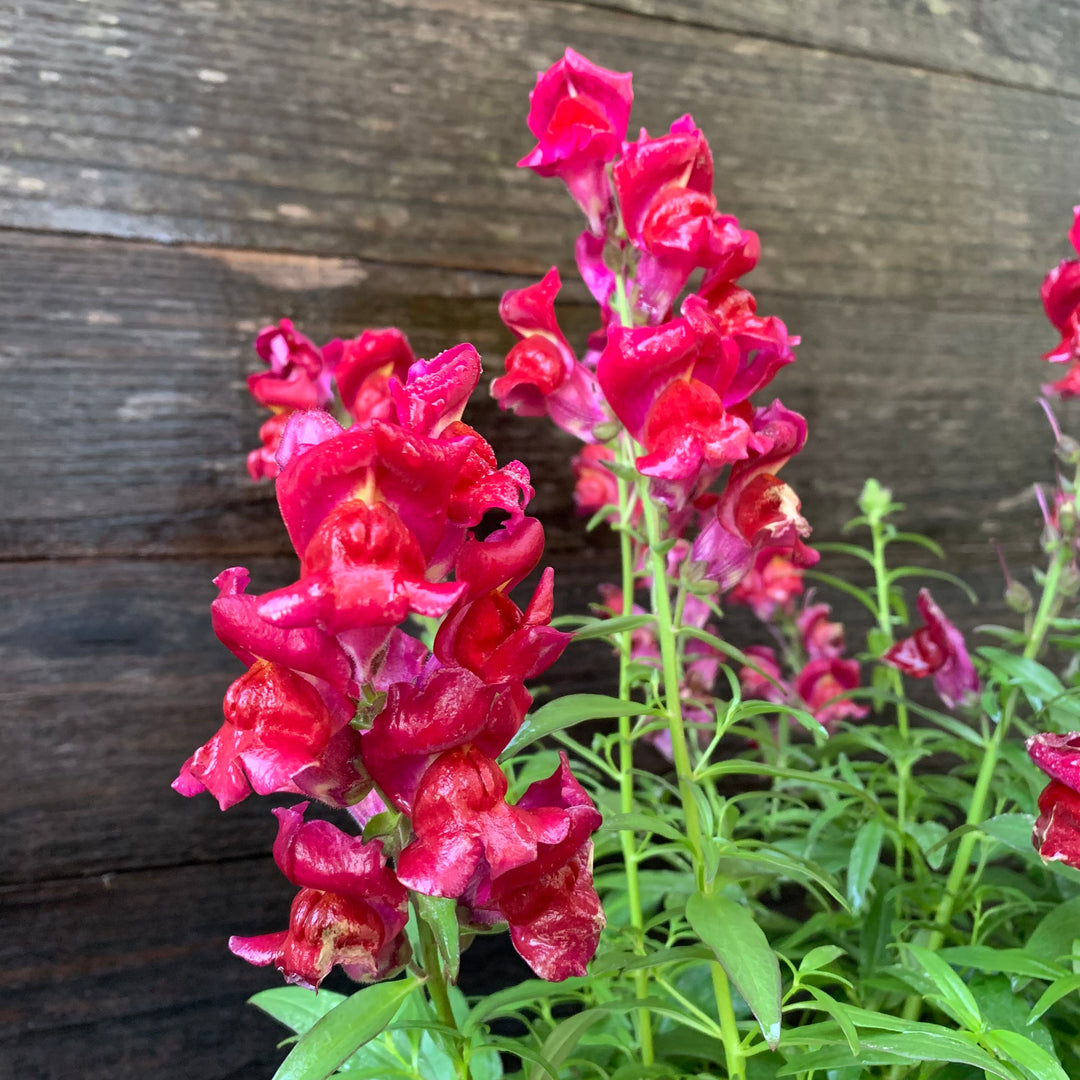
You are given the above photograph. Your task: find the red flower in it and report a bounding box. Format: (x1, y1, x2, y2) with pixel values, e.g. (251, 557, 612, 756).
(229, 803, 408, 989)
(882, 589, 979, 709)
(395, 746, 572, 898)
(614, 116, 757, 322)
(691, 401, 818, 590)
(798, 603, 845, 660)
(492, 269, 610, 442)
(465, 754, 604, 980)
(248, 319, 333, 410)
(1026, 733, 1080, 868)
(728, 551, 804, 620)
(518, 49, 633, 234)
(572, 444, 619, 518)
(738, 645, 789, 706)
(795, 658, 868, 730)
(361, 663, 528, 815)
(324, 328, 415, 427)
(1041, 206, 1080, 364)
(390, 343, 482, 439)
(172, 659, 360, 810)
(256, 499, 466, 635)
(247, 413, 291, 481)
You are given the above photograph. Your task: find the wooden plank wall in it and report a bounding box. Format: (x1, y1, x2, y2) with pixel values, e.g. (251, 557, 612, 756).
(3, 2, 1080, 1076)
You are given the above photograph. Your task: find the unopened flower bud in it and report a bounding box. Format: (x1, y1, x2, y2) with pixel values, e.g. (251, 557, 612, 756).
(591, 420, 621, 442)
(1005, 580, 1033, 614)
(1060, 562, 1080, 598)
(1060, 498, 1078, 535)
(1057, 436, 1080, 466)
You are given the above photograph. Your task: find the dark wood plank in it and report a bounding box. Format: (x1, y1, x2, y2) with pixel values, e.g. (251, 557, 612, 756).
(569, 0, 1080, 96)
(0, 229, 1059, 576)
(2, 1, 1078, 304)
(0, 859, 293, 1077)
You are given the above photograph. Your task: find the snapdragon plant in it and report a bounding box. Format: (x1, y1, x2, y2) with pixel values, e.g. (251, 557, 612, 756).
(175, 48, 1080, 1080)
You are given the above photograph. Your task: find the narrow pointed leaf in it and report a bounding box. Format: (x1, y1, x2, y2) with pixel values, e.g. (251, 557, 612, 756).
(272, 977, 419, 1080)
(249, 987, 347, 1035)
(501, 695, 657, 758)
(846, 819, 884, 914)
(686, 891, 782, 1049)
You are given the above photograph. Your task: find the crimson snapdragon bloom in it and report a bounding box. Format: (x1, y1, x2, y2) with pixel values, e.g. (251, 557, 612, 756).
(614, 116, 759, 323)
(729, 551, 805, 620)
(882, 589, 980, 709)
(518, 48, 633, 234)
(229, 803, 409, 990)
(692, 401, 818, 590)
(324, 327, 415, 427)
(1027, 733, 1080, 868)
(492, 268, 611, 441)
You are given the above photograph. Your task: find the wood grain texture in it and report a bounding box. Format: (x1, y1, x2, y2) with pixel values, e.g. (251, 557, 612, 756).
(569, 0, 1080, 96)
(1, 0, 1079, 305)
(0, 229, 1056, 570)
(0, 859, 293, 1077)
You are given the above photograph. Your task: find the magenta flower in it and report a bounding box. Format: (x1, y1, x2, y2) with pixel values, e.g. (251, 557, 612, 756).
(614, 116, 758, 321)
(361, 663, 528, 815)
(1026, 733, 1080, 868)
(249, 319, 333, 410)
(571, 444, 620, 519)
(434, 568, 570, 685)
(395, 746, 572, 898)
(738, 645, 790, 706)
(324, 327, 415, 427)
(728, 551, 805, 621)
(492, 269, 611, 442)
(692, 401, 818, 590)
(795, 658, 868, 730)
(247, 413, 291, 482)
(882, 589, 980, 709)
(518, 49, 633, 234)
(172, 658, 359, 810)
(453, 515, 546, 603)
(1041, 206, 1080, 364)
(390, 343, 482, 439)
(256, 499, 466, 635)
(798, 603, 846, 660)
(465, 754, 604, 980)
(229, 803, 408, 990)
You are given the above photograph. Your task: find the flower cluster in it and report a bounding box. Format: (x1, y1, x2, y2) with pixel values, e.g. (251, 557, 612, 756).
(733, 568, 868, 733)
(500, 49, 849, 734)
(1039, 207, 1080, 398)
(1028, 732, 1080, 868)
(177, 338, 604, 987)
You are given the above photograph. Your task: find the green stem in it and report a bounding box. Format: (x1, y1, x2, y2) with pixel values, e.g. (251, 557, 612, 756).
(416, 905, 470, 1080)
(615, 454, 654, 1065)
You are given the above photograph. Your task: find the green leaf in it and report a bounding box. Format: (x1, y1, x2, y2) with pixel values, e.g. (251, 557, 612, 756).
(526, 1009, 606, 1080)
(978, 648, 1065, 711)
(846, 819, 884, 914)
(798, 945, 847, 974)
(982, 1028, 1069, 1080)
(889, 531, 946, 559)
(601, 811, 687, 844)
(571, 614, 656, 641)
(463, 978, 590, 1036)
(886, 566, 978, 604)
(501, 695, 655, 758)
(1028, 972, 1080, 1022)
(775, 1031, 1014, 1078)
(803, 570, 880, 618)
(905, 820, 949, 870)
(249, 987, 347, 1035)
(685, 891, 782, 1049)
(800, 986, 860, 1055)
(272, 977, 419, 1080)
(979, 813, 1037, 853)
(1027, 896, 1080, 967)
(939, 946, 1066, 982)
(416, 893, 460, 984)
(903, 945, 982, 1032)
